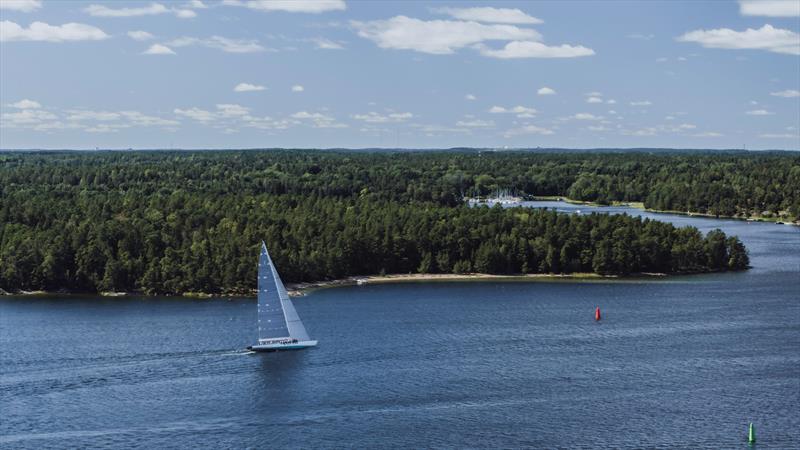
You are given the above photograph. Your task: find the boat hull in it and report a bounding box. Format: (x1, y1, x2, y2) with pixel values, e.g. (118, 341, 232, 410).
(248, 340, 318, 352)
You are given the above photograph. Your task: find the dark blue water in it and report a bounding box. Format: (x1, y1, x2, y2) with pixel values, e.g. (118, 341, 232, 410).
(2, 204, 799, 448)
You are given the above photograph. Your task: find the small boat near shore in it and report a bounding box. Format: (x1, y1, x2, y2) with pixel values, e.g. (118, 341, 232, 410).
(247, 241, 317, 352)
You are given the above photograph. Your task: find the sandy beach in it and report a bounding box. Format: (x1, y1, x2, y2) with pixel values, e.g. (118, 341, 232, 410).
(0, 272, 668, 298)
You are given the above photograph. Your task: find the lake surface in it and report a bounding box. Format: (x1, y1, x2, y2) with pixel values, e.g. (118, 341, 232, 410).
(2, 203, 798, 448)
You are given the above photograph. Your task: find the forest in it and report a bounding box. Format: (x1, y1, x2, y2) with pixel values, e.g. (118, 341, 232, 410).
(0, 149, 778, 294)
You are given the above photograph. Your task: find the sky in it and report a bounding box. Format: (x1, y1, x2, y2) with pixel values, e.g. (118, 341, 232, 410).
(0, 0, 799, 150)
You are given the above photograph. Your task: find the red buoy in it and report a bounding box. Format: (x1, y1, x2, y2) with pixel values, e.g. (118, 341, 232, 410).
(595, 307, 601, 321)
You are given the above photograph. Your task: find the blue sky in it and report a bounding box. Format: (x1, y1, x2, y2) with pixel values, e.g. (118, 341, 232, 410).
(1, 0, 798, 149)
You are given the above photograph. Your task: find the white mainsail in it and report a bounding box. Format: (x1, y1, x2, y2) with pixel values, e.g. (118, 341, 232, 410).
(257, 242, 311, 342)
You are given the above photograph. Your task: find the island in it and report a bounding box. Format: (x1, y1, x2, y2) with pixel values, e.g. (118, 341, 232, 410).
(2, 148, 789, 296)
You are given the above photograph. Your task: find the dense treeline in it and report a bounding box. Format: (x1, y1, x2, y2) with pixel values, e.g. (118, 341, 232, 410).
(2, 149, 796, 218)
(0, 149, 761, 294)
(1, 195, 746, 295)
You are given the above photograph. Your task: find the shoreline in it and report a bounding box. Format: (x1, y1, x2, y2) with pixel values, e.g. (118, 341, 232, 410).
(288, 272, 619, 295)
(293, 272, 676, 293)
(529, 196, 799, 225)
(0, 272, 673, 299)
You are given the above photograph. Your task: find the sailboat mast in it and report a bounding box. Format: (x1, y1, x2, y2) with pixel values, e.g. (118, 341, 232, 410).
(257, 242, 291, 340)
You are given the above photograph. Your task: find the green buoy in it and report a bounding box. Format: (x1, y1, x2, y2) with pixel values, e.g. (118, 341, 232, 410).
(748, 422, 756, 444)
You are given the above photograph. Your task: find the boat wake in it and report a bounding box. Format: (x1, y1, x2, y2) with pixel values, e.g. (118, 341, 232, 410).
(221, 349, 256, 356)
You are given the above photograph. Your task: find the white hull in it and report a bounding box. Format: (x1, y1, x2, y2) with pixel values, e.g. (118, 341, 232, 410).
(249, 340, 318, 352)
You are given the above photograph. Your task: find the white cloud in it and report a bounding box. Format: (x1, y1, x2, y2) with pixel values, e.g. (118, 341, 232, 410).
(746, 109, 774, 115)
(168, 36, 266, 53)
(1, 108, 56, 126)
(352, 111, 413, 123)
(537, 87, 556, 95)
(291, 85, 305, 92)
(127, 30, 154, 41)
(352, 16, 539, 55)
(0, 0, 41, 13)
(760, 133, 799, 138)
(32, 121, 86, 132)
(617, 123, 708, 138)
(476, 40, 595, 58)
(83, 3, 191, 19)
(656, 57, 668, 62)
(0, 20, 109, 42)
(739, 0, 799, 17)
(84, 3, 197, 19)
(234, 82, 266, 92)
(216, 104, 250, 117)
(174, 9, 197, 18)
(8, 99, 41, 109)
(456, 119, 495, 127)
(433, 7, 542, 24)
(465, 94, 477, 100)
(354, 14, 593, 59)
(66, 110, 121, 121)
(573, 113, 601, 120)
(585, 91, 602, 96)
(311, 38, 344, 49)
(504, 124, 554, 137)
(622, 127, 658, 137)
(291, 110, 347, 128)
(488, 105, 537, 118)
(223, 0, 346, 13)
(627, 33, 654, 40)
(85, 2, 168, 17)
(174, 107, 214, 121)
(509, 106, 537, 114)
(85, 124, 130, 133)
(187, 0, 208, 9)
(142, 44, 175, 55)
(413, 123, 470, 135)
(242, 115, 294, 130)
(2, 102, 178, 132)
(118, 111, 178, 127)
(677, 24, 800, 55)
(606, 99, 617, 104)
(173, 104, 253, 128)
(129, 116, 170, 128)
(771, 89, 800, 98)
(586, 97, 603, 103)
(630, 100, 652, 106)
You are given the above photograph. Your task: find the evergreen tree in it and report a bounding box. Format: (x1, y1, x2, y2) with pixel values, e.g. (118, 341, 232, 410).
(0, 150, 763, 294)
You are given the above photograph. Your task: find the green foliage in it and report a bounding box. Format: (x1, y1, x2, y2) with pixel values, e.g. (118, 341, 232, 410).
(726, 236, 749, 270)
(0, 150, 762, 294)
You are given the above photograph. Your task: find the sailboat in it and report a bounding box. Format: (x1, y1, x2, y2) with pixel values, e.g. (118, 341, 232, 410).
(247, 241, 317, 352)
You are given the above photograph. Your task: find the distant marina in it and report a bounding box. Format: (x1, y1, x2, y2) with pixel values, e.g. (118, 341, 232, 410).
(465, 189, 524, 206)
